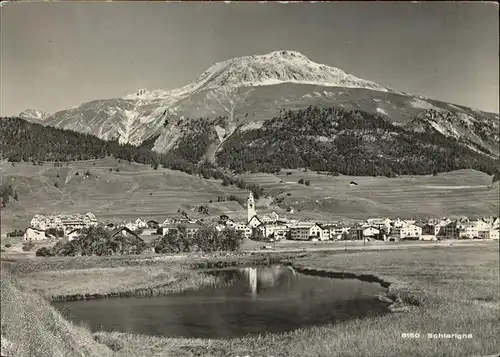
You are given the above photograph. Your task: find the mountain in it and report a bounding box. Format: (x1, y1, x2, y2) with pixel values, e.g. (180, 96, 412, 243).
(19, 109, 50, 121)
(22, 50, 500, 175)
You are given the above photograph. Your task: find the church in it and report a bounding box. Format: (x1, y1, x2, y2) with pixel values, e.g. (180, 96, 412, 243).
(246, 191, 280, 228)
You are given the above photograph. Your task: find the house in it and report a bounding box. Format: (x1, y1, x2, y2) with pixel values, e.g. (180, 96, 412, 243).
(30, 214, 47, 230)
(489, 228, 499, 240)
(29, 212, 98, 234)
(349, 181, 358, 187)
(269, 211, 280, 221)
(437, 221, 459, 238)
(67, 229, 82, 241)
(248, 215, 263, 229)
(134, 218, 148, 229)
(459, 222, 480, 239)
(225, 219, 235, 227)
(112, 227, 140, 239)
(261, 215, 274, 224)
(352, 226, 381, 240)
(366, 218, 392, 232)
(235, 224, 252, 238)
(147, 220, 159, 229)
(476, 227, 499, 240)
(391, 223, 422, 240)
(257, 224, 289, 240)
(161, 223, 202, 238)
(289, 222, 324, 240)
(23, 227, 47, 241)
(322, 224, 351, 240)
(160, 218, 175, 227)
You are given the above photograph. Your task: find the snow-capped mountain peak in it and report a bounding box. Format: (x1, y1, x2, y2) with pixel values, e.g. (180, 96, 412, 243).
(123, 50, 392, 101)
(178, 50, 392, 93)
(19, 109, 50, 121)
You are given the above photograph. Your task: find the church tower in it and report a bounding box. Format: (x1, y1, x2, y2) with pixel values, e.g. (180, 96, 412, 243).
(247, 191, 256, 223)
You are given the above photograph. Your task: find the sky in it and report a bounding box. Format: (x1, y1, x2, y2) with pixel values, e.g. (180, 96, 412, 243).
(1, 1, 498, 116)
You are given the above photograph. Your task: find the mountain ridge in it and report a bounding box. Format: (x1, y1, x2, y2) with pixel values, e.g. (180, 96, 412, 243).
(19, 50, 500, 170)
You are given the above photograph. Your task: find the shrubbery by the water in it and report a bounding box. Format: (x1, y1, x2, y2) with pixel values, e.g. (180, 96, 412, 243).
(35, 226, 147, 257)
(35, 224, 244, 257)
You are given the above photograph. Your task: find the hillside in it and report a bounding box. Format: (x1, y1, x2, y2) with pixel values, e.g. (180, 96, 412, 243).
(236, 169, 500, 221)
(0, 158, 250, 234)
(217, 106, 499, 176)
(28, 51, 498, 163)
(1, 159, 498, 235)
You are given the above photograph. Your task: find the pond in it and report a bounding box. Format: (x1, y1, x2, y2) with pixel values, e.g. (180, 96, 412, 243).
(53, 265, 389, 338)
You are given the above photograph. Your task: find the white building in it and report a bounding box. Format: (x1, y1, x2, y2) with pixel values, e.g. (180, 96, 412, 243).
(23, 227, 47, 241)
(134, 218, 148, 229)
(391, 223, 422, 239)
(258, 224, 289, 240)
(248, 215, 263, 229)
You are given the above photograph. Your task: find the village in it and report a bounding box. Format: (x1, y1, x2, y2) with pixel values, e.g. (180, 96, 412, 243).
(20, 192, 500, 244)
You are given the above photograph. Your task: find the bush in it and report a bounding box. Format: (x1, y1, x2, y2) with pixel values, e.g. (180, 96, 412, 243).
(35, 247, 53, 257)
(305, 180, 311, 186)
(298, 178, 305, 184)
(153, 225, 244, 254)
(7, 229, 24, 237)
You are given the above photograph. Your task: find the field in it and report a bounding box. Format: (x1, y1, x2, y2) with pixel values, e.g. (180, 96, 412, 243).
(2, 158, 498, 235)
(1, 243, 499, 357)
(238, 169, 499, 221)
(0, 157, 247, 234)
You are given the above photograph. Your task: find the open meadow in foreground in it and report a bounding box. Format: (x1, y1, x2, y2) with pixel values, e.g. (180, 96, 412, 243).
(1, 242, 499, 357)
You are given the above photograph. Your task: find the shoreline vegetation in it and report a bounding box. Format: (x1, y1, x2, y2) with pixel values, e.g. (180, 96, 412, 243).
(1, 243, 499, 357)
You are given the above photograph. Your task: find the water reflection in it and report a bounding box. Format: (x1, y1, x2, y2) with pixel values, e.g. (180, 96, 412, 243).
(54, 265, 389, 338)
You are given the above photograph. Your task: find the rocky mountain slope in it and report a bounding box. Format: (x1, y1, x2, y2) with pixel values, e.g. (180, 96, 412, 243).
(26, 50, 499, 172)
(19, 109, 50, 121)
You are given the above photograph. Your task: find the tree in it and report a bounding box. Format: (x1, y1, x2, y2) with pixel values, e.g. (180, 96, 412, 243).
(305, 180, 311, 186)
(298, 178, 305, 184)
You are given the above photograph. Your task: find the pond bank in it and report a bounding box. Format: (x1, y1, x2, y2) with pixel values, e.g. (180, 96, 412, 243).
(2, 244, 498, 357)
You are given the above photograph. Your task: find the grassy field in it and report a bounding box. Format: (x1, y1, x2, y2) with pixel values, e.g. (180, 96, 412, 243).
(2, 158, 498, 235)
(1, 243, 499, 357)
(238, 169, 499, 220)
(0, 157, 247, 234)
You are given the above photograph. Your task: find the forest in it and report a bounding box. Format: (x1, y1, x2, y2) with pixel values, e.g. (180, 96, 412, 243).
(216, 106, 499, 176)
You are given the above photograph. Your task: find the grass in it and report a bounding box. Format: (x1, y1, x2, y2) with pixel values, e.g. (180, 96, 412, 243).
(0, 157, 247, 233)
(2, 158, 498, 234)
(1, 243, 499, 356)
(0, 271, 113, 357)
(237, 168, 499, 220)
(16, 264, 220, 302)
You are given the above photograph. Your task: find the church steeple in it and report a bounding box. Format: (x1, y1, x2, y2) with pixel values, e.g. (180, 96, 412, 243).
(247, 191, 256, 223)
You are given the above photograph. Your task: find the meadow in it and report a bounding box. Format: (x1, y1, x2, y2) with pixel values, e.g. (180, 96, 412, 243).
(238, 168, 499, 220)
(0, 157, 246, 233)
(1, 243, 499, 357)
(2, 158, 498, 235)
